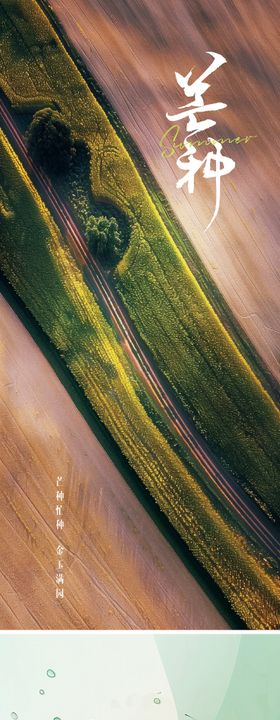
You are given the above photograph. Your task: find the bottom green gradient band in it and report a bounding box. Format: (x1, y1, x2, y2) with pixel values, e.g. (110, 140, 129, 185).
(1, 633, 279, 720)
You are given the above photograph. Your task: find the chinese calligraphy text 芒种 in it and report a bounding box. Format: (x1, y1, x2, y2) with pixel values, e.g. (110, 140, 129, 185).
(166, 51, 235, 230)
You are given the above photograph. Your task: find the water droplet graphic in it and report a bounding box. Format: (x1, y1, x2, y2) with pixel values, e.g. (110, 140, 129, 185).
(11, 713, 18, 720)
(39, 689, 45, 695)
(154, 698, 161, 704)
(47, 669, 56, 678)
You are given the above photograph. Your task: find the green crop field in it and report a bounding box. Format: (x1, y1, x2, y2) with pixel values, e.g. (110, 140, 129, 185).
(1, 129, 280, 628)
(0, 0, 279, 519)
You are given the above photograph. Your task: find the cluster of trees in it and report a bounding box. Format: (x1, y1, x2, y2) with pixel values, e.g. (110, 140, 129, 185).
(27, 109, 125, 266)
(86, 215, 124, 266)
(26, 108, 74, 174)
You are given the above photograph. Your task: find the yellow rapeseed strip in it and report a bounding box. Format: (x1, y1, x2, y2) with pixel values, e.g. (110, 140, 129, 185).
(0, 128, 279, 628)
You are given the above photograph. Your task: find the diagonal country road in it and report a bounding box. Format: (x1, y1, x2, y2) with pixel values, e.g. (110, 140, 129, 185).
(1, 96, 280, 564)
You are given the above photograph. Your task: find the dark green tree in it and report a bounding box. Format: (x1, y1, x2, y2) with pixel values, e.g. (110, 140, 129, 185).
(86, 215, 123, 266)
(26, 108, 74, 174)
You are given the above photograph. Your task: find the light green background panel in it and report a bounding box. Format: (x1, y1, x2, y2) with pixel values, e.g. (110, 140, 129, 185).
(216, 635, 280, 720)
(156, 633, 280, 720)
(156, 634, 240, 720)
(0, 633, 178, 720)
(1, 634, 280, 720)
